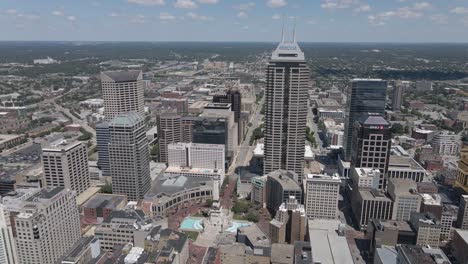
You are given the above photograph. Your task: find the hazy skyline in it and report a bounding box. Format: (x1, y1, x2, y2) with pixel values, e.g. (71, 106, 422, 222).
(1, 0, 468, 42)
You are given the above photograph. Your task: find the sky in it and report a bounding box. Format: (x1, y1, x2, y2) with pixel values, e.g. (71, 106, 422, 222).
(1, 0, 468, 42)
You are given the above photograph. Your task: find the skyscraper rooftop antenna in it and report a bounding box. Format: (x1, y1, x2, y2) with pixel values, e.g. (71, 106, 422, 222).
(292, 17, 297, 43)
(281, 15, 285, 43)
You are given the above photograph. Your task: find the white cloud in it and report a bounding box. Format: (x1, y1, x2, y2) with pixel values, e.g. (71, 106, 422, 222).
(109, 12, 120, 17)
(127, 0, 165, 6)
(243, 25, 249, 30)
(175, 0, 198, 8)
(412, 2, 431, 11)
(5, 9, 17, 15)
(52, 10, 64, 16)
(67, 16, 76, 21)
(237, 11, 248, 18)
(197, 0, 218, 4)
(187, 12, 213, 21)
(235, 2, 255, 11)
(160, 12, 176, 20)
(368, 3, 429, 25)
(354, 5, 371, 13)
(272, 14, 281, 20)
(307, 19, 318, 24)
(130, 14, 147, 24)
(463, 16, 468, 25)
(267, 0, 287, 8)
(321, 0, 359, 10)
(15, 24, 25, 29)
(451, 7, 468, 14)
(430, 14, 448, 24)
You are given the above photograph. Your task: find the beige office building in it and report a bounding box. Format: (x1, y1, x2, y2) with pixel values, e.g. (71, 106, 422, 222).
(0, 204, 18, 264)
(4, 187, 81, 264)
(263, 39, 310, 181)
(304, 174, 341, 220)
(101, 70, 144, 120)
(108, 113, 151, 201)
(387, 178, 421, 221)
(42, 140, 90, 195)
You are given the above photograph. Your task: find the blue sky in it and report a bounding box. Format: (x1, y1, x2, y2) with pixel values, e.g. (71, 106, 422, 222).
(1, 0, 468, 42)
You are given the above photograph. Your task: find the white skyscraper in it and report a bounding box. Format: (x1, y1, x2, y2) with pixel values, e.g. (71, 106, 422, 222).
(101, 70, 144, 120)
(263, 31, 310, 182)
(108, 113, 151, 201)
(304, 174, 341, 220)
(3, 187, 81, 264)
(42, 140, 90, 195)
(0, 204, 18, 264)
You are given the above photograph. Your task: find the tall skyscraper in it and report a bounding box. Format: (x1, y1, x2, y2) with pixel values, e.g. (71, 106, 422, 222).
(263, 34, 310, 180)
(344, 79, 387, 161)
(157, 109, 183, 163)
(3, 187, 81, 264)
(96, 121, 110, 176)
(101, 70, 144, 120)
(392, 81, 408, 111)
(108, 113, 151, 201)
(42, 140, 90, 195)
(0, 204, 18, 264)
(351, 114, 392, 190)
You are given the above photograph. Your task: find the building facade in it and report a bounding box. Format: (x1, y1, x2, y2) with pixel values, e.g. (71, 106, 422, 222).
(432, 131, 461, 156)
(101, 70, 144, 120)
(265, 170, 302, 215)
(108, 113, 151, 201)
(263, 39, 310, 181)
(350, 114, 392, 190)
(269, 196, 307, 244)
(42, 140, 90, 195)
(5, 187, 81, 264)
(0, 204, 18, 264)
(387, 179, 421, 221)
(96, 121, 111, 176)
(304, 174, 341, 220)
(344, 79, 387, 161)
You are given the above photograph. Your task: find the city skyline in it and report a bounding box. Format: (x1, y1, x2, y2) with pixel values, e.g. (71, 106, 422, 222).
(0, 0, 467, 42)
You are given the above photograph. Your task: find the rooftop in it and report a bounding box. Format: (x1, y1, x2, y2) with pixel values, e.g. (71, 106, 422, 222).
(42, 139, 82, 152)
(359, 189, 392, 201)
(237, 224, 270, 248)
(267, 170, 301, 191)
(109, 112, 143, 127)
(389, 155, 425, 171)
(306, 174, 341, 183)
(271, 243, 294, 264)
(388, 178, 418, 196)
(271, 41, 305, 61)
(145, 173, 212, 199)
(308, 219, 353, 264)
(102, 70, 142, 82)
(397, 245, 436, 264)
(360, 114, 390, 127)
(83, 193, 127, 210)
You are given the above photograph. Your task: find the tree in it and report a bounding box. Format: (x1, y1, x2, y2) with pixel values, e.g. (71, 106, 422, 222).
(150, 144, 160, 161)
(391, 123, 405, 135)
(101, 184, 112, 194)
(246, 212, 259, 223)
(205, 198, 213, 207)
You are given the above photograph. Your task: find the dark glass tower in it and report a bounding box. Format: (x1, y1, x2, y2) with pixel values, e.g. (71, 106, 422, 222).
(351, 114, 392, 190)
(344, 79, 387, 161)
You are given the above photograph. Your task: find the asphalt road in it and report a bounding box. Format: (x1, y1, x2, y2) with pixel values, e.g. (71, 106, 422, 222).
(227, 98, 264, 176)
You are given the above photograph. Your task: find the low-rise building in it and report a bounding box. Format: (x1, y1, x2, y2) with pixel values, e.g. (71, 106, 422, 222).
(453, 229, 468, 264)
(142, 173, 214, 217)
(304, 174, 340, 220)
(409, 212, 441, 248)
(367, 220, 416, 255)
(352, 189, 394, 229)
(251, 176, 267, 208)
(269, 196, 307, 244)
(271, 243, 294, 264)
(82, 193, 128, 224)
(387, 179, 421, 221)
(387, 155, 426, 183)
(351, 167, 380, 189)
(432, 131, 461, 156)
(266, 170, 302, 215)
(308, 219, 354, 264)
